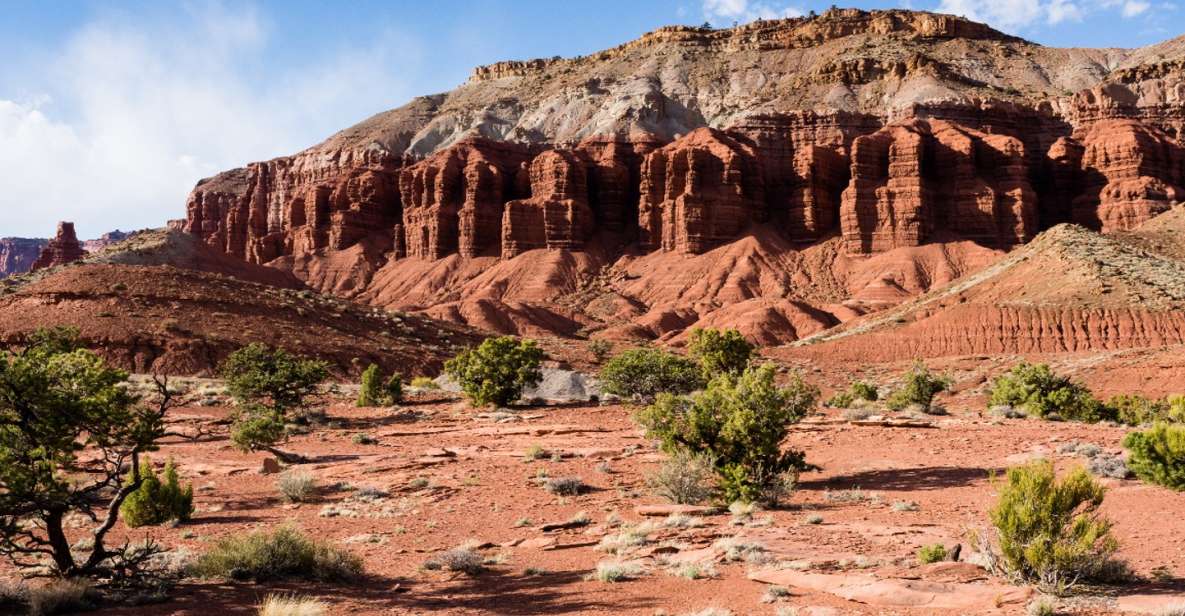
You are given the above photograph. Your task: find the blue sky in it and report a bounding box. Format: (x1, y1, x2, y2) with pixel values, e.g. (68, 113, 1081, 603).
(1, 0, 1180, 238)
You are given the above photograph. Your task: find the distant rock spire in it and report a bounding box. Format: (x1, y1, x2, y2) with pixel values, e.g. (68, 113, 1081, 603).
(31, 221, 88, 271)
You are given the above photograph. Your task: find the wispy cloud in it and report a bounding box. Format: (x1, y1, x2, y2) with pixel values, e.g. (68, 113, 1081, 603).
(0, 3, 424, 239)
(936, 0, 1163, 32)
(702, 0, 804, 26)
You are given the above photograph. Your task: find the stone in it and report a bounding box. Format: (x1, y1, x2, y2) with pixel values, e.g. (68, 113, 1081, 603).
(259, 457, 282, 475)
(502, 150, 594, 257)
(748, 569, 1032, 609)
(31, 222, 88, 271)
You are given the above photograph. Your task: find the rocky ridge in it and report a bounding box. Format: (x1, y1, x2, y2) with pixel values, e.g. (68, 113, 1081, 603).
(181, 8, 1185, 343)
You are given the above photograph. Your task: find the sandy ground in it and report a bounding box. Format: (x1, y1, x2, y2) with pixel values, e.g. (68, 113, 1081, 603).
(25, 355, 1178, 616)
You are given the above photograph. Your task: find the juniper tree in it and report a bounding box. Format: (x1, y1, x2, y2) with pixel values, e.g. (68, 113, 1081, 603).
(0, 327, 174, 578)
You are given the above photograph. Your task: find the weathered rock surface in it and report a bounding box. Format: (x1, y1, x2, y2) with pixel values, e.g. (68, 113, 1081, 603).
(176, 8, 1185, 345)
(0, 237, 47, 278)
(31, 222, 87, 271)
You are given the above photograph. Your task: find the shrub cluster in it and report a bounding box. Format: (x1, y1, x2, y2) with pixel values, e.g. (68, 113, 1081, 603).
(985, 461, 1119, 595)
(1124, 423, 1185, 490)
(826, 380, 879, 409)
(190, 526, 362, 582)
(646, 451, 717, 505)
(687, 328, 754, 379)
(356, 363, 403, 407)
(885, 362, 950, 411)
(445, 336, 544, 407)
(988, 363, 1104, 422)
(1105, 394, 1185, 426)
(599, 347, 704, 402)
(120, 459, 194, 528)
(636, 364, 817, 504)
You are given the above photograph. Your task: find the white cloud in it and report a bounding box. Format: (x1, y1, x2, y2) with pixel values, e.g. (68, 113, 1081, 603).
(0, 4, 425, 239)
(1121, 0, 1152, 15)
(702, 0, 804, 26)
(936, 0, 1069, 30)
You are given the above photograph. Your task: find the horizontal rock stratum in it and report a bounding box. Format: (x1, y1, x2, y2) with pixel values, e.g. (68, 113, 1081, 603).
(180, 7, 1185, 345)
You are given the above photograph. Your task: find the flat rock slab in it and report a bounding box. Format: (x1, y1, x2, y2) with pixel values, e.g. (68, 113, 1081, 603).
(749, 569, 1032, 610)
(635, 504, 721, 517)
(1115, 593, 1185, 614)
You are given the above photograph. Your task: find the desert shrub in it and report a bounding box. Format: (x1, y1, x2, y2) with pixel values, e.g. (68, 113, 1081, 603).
(424, 547, 485, 575)
(827, 380, 879, 408)
(356, 364, 403, 407)
(410, 376, 439, 389)
(1124, 423, 1185, 490)
(646, 451, 717, 504)
(444, 336, 544, 407)
(687, 328, 754, 378)
(121, 459, 194, 528)
(0, 327, 175, 578)
(221, 344, 329, 461)
(1105, 394, 1168, 426)
(258, 594, 326, 616)
(636, 364, 818, 504)
(917, 544, 948, 564)
(986, 461, 1118, 595)
(357, 364, 382, 407)
(26, 579, 96, 616)
(599, 347, 704, 402)
(277, 471, 318, 503)
(988, 363, 1106, 422)
(591, 560, 640, 582)
(190, 525, 361, 582)
(885, 362, 950, 411)
(543, 477, 586, 496)
(589, 339, 613, 363)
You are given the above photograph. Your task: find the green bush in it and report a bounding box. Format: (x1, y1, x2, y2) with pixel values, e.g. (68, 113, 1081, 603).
(1124, 423, 1185, 490)
(410, 376, 439, 389)
(687, 328, 754, 378)
(636, 364, 818, 504)
(599, 348, 704, 402)
(987, 461, 1118, 594)
(988, 363, 1106, 422)
(917, 544, 948, 564)
(589, 339, 613, 364)
(826, 381, 879, 408)
(1105, 394, 1168, 426)
(120, 459, 194, 528)
(190, 525, 362, 582)
(357, 364, 403, 407)
(886, 362, 950, 411)
(445, 336, 544, 407)
(221, 345, 329, 460)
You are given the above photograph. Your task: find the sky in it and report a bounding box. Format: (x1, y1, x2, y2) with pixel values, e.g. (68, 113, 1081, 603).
(0, 0, 1179, 239)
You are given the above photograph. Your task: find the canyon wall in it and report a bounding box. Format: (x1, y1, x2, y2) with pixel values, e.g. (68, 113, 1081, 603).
(0, 238, 47, 278)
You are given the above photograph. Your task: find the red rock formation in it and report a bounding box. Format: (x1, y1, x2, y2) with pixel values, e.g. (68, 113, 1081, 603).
(638, 128, 764, 253)
(1068, 119, 1185, 232)
(840, 119, 1037, 254)
(398, 139, 532, 259)
(502, 150, 594, 257)
(31, 222, 87, 271)
(0, 238, 47, 278)
(185, 148, 404, 265)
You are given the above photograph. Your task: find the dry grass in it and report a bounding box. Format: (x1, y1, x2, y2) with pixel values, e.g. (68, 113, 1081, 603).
(258, 594, 327, 616)
(27, 579, 94, 616)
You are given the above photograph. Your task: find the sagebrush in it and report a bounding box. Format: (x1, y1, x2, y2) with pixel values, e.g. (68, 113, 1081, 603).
(189, 525, 362, 582)
(1124, 423, 1185, 490)
(120, 459, 194, 528)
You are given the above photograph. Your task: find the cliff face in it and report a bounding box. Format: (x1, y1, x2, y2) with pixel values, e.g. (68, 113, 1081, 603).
(180, 8, 1185, 343)
(0, 238, 47, 278)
